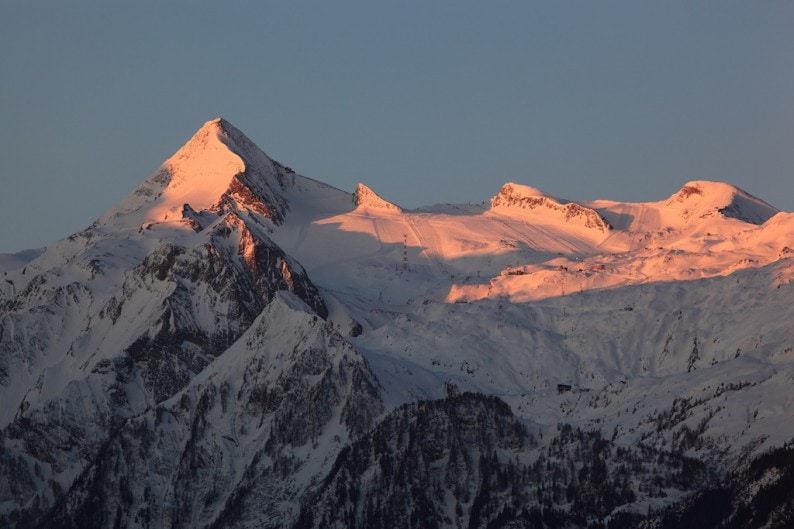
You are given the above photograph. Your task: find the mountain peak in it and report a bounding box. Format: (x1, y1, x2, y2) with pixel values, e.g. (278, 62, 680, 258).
(196, 117, 253, 153)
(667, 180, 778, 224)
(670, 181, 739, 202)
(492, 182, 556, 204)
(199, 116, 226, 130)
(98, 118, 289, 229)
(490, 183, 611, 232)
(158, 119, 247, 205)
(353, 183, 401, 211)
(197, 116, 243, 135)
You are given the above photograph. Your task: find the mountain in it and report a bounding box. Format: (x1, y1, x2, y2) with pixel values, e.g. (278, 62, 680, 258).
(41, 292, 381, 529)
(1, 118, 792, 528)
(490, 183, 612, 233)
(0, 119, 338, 526)
(353, 183, 402, 212)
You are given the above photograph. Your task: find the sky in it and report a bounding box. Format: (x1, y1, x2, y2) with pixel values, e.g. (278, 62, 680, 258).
(1, 1, 793, 253)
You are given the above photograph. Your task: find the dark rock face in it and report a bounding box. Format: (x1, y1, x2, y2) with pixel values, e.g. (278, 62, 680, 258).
(296, 393, 531, 529)
(295, 393, 729, 529)
(643, 443, 794, 529)
(0, 210, 329, 528)
(39, 295, 382, 529)
(121, 216, 327, 404)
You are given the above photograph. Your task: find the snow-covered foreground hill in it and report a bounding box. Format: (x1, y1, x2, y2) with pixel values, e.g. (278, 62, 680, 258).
(1, 118, 792, 528)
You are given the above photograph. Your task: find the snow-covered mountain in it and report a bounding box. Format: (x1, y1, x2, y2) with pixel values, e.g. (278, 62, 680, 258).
(1, 118, 792, 528)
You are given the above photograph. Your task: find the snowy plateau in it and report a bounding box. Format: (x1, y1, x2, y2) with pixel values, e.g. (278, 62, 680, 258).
(1, 118, 793, 529)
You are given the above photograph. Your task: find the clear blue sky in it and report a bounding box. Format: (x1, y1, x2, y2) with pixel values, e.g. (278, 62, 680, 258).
(1, 2, 793, 252)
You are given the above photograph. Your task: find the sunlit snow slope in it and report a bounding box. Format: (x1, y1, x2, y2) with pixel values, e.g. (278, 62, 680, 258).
(269, 172, 788, 306)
